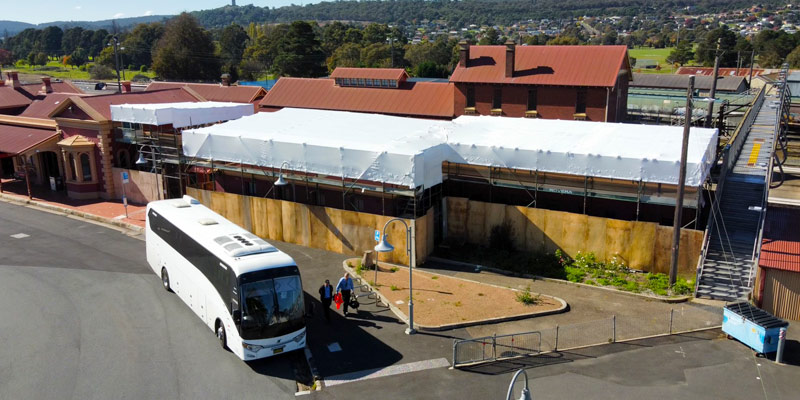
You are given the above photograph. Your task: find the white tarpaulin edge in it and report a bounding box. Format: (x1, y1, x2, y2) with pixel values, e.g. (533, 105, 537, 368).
(182, 108, 718, 189)
(110, 102, 254, 128)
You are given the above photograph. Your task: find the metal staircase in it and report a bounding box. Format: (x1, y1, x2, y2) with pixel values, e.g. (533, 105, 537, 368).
(696, 66, 790, 301)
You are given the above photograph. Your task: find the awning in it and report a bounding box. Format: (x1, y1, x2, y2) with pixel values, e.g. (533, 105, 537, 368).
(0, 124, 58, 155)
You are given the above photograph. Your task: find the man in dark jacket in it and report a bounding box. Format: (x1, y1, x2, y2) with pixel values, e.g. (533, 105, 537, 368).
(318, 279, 334, 322)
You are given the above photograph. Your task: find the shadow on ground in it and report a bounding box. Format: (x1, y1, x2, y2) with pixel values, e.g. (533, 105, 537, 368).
(458, 329, 722, 375)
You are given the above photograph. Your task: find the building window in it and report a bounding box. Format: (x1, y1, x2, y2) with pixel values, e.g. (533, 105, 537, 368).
(527, 89, 538, 111)
(68, 153, 77, 181)
(80, 153, 92, 182)
(466, 87, 475, 108)
(492, 87, 502, 109)
(575, 88, 587, 114)
(117, 149, 131, 169)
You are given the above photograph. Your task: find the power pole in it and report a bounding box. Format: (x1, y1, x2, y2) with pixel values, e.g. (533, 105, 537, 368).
(748, 51, 755, 88)
(110, 35, 122, 93)
(705, 42, 721, 128)
(670, 75, 694, 287)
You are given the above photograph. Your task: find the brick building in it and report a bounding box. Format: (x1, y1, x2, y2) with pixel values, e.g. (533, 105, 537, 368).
(450, 42, 631, 121)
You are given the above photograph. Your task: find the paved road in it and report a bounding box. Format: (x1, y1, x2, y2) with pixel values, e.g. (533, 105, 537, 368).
(0, 202, 300, 400)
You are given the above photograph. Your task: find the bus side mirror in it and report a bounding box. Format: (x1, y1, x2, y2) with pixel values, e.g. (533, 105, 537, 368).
(232, 310, 241, 324)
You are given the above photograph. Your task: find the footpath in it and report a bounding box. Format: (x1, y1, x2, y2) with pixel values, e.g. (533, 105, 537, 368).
(0, 179, 145, 232)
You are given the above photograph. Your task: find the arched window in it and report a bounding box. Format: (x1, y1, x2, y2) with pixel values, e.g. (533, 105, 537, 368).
(68, 153, 77, 181)
(80, 153, 92, 181)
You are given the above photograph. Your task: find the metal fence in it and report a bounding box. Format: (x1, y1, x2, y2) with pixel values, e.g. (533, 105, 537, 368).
(452, 305, 723, 368)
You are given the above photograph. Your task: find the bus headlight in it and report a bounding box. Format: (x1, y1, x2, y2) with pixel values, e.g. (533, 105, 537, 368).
(293, 331, 306, 343)
(243, 343, 265, 352)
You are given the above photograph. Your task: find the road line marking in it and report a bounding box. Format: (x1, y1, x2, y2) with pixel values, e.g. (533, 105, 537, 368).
(10, 233, 30, 239)
(323, 358, 450, 387)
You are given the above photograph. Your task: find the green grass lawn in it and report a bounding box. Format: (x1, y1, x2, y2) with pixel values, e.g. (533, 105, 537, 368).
(629, 47, 679, 74)
(11, 60, 156, 81)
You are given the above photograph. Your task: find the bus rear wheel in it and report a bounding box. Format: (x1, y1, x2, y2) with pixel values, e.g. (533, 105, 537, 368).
(216, 320, 227, 350)
(161, 268, 172, 292)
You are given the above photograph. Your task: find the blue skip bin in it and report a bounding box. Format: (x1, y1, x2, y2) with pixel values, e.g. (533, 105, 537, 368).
(722, 302, 788, 355)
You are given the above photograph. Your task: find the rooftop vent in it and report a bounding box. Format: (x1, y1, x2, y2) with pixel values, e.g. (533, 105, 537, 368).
(171, 199, 190, 208)
(198, 218, 218, 226)
(213, 233, 277, 257)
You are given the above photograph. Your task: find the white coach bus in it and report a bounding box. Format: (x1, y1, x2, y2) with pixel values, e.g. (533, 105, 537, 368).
(146, 195, 306, 360)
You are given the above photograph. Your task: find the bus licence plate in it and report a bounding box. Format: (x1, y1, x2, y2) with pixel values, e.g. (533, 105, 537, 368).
(273, 346, 284, 354)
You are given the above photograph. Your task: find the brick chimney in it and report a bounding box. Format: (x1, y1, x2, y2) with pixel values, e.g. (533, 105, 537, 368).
(221, 73, 231, 87)
(41, 77, 53, 93)
(458, 40, 470, 68)
(6, 71, 20, 89)
(121, 81, 132, 93)
(505, 39, 515, 78)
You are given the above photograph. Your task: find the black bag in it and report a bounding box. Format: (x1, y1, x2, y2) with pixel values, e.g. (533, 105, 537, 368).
(349, 297, 360, 310)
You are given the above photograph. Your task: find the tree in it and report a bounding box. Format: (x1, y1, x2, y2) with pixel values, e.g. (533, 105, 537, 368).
(694, 26, 738, 67)
(327, 42, 362, 71)
(152, 13, 220, 81)
(272, 21, 326, 77)
(219, 23, 249, 66)
(40, 26, 63, 56)
(667, 40, 694, 66)
(415, 61, 448, 78)
(752, 30, 798, 68)
(362, 23, 389, 45)
(33, 51, 48, 66)
(478, 28, 500, 45)
(123, 23, 164, 70)
(0, 48, 12, 66)
(69, 47, 88, 68)
(95, 46, 116, 68)
(89, 29, 110, 58)
(242, 24, 289, 74)
(62, 27, 85, 55)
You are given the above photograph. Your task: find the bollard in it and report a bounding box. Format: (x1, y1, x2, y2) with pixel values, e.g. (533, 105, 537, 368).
(669, 309, 674, 334)
(776, 327, 787, 364)
(554, 325, 559, 351)
(612, 315, 616, 343)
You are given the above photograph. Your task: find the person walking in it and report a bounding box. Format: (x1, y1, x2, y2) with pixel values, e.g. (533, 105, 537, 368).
(336, 272, 354, 316)
(318, 279, 334, 323)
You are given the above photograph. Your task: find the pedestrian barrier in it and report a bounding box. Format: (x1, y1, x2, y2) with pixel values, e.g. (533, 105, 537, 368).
(451, 306, 723, 368)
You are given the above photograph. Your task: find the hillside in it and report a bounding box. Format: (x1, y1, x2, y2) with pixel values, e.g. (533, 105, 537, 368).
(191, 0, 788, 28)
(0, 15, 172, 35)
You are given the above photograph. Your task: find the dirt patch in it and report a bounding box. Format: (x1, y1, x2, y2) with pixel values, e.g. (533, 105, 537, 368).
(355, 262, 563, 328)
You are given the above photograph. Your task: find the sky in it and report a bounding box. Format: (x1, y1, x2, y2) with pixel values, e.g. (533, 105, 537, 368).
(6, 1, 321, 24)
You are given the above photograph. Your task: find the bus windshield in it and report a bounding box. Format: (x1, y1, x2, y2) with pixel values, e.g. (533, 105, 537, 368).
(239, 271, 304, 339)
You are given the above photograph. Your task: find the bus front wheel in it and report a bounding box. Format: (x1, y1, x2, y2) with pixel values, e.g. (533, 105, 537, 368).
(161, 268, 172, 292)
(216, 320, 227, 350)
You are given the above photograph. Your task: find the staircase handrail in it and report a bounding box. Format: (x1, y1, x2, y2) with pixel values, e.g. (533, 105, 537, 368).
(694, 225, 711, 295)
(749, 74, 789, 288)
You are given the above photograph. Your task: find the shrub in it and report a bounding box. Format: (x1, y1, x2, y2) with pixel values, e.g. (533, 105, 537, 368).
(672, 279, 694, 295)
(131, 74, 151, 83)
(390, 285, 399, 291)
(516, 287, 541, 305)
(565, 266, 586, 283)
(89, 64, 115, 80)
(645, 273, 670, 296)
(139, 65, 148, 72)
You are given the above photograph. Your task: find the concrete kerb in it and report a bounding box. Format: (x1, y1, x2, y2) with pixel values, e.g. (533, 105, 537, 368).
(0, 192, 144, 235)
(342, 259, 569, 332)
(427, 256, 693, 304)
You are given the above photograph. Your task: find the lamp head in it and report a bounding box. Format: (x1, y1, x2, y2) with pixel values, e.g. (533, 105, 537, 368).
(135, 153, 147, 165)
(275, 175, 288, 186)
(374, 238, 394, 253)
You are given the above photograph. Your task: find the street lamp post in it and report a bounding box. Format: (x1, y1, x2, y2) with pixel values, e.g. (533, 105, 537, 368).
(374, 217, 416, 335)
(109, 36, 122, 93)
(274, 161, 291, 187)
(506, 369, 532, 400)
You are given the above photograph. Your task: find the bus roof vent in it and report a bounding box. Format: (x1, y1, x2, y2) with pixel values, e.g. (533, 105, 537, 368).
(197, 218, 218, 226)
(214, 233, 278, 257)
(170, 199, 190, 208)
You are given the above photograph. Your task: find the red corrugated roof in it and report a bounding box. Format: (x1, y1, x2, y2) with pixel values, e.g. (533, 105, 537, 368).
(0, 124, 57, 154)
(0, 86, 33, 109)
(19, 93, 90, 119)
(259, 78, 454, 118)
(330, 67, 408, 81)
(760, 207, 800, 273)
(16, 81, 84, 97)
(77, 88, 202, 120)
(675, 67, 766, 77)
(450, 45, 629, 87)
(145, 82, 266, 103)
